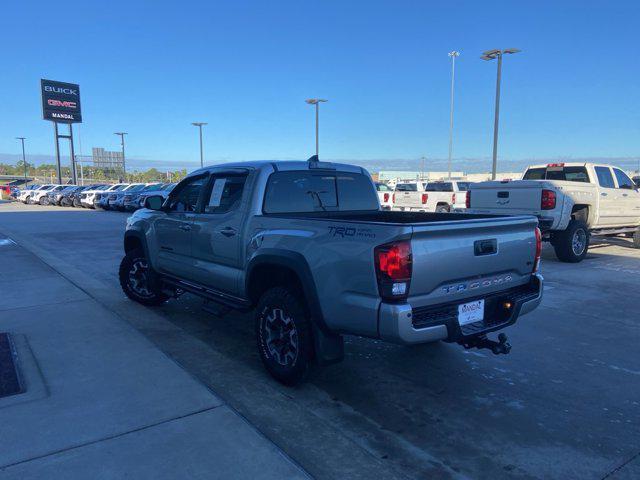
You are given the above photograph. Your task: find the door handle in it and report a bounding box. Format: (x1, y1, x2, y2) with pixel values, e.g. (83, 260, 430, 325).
(622, 193, 629, 197)
(601, 193, 608, 197)
(178, 224, 191, 231)
(220, 227, 237, 237)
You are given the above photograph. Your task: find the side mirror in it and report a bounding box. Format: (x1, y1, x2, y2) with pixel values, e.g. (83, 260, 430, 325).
(144, 195, 164, 210)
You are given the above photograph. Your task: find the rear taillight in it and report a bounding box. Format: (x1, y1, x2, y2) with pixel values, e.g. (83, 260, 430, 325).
(465, 191, 471, 208)
(392, 193, 395, 203)
(541, 189, 556, 210)
(421, 193, 428, 204)
(374, 240, 412, 301)
(533, 227, 542, 273)
(383, 193, 390, 203)
(452, 193, 456, 204)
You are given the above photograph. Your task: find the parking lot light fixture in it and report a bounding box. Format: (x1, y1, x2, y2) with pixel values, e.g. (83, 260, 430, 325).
(191, 122, 208, 168)
(16, 137, 27, 185)
(481, 48, 521, 179)
(114, 132, 128, 180)
(305, 99, 328, 157)
(447, 51, 460, 180)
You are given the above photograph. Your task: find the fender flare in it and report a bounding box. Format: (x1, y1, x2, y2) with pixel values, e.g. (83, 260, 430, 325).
(246, 249, 330, 333)
(123, 230, 150, 260)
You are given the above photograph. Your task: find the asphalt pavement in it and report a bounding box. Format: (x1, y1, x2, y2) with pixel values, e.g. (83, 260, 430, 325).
(0, 201, 638, 480)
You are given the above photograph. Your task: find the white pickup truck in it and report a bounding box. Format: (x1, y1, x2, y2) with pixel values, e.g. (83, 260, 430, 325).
(467, 163, 640, 262)
(393, 180, 470, 213)
(375, 182, 393, 210)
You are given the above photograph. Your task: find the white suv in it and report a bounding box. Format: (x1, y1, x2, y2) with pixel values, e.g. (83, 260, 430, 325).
(22, 185, 57, 204)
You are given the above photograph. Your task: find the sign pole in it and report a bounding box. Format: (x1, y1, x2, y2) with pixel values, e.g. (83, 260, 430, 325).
(54, 122, 63, 184)
(69, 124, 78, 185)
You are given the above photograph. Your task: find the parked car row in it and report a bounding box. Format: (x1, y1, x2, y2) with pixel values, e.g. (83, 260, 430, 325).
(375, 180, 472, 213)
(11, 182, 176, 211)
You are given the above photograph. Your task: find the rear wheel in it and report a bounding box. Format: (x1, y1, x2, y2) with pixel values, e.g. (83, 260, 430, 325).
(119, 249, 169, 306)
(436, 204, 450, 213)
(255, 287, 314, 386)
(553, 219, 589, 263)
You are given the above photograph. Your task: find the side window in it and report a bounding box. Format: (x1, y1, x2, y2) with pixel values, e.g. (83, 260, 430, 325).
(522, 168, 546, 180)
(613, 169, 634, 189)
(594, 167, 615, 189)
(166, 176, 208, 212)
(203, 174, 248, 214)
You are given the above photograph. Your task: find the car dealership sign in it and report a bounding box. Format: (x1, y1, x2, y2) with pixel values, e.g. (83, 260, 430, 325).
(41, 79, 82, 123)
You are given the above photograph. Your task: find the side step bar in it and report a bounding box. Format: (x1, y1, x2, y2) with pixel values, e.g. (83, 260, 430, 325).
(591, 227, 637, 236)
(161, 275, 252, 312)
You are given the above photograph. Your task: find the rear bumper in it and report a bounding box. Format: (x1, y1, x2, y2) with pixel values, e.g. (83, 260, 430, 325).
(378, 274, 543, 344)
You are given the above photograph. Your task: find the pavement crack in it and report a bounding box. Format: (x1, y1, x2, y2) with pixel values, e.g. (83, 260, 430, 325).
(0, 405, 222, 471)
(601, 450, 640, 480)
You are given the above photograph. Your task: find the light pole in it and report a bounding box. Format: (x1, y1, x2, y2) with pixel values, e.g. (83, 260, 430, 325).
(481, 48, 521, 180)
(191, 122, 207, 168)
(114, 132, 128, 181)
(447, 51, 460, 180)
(305, 98, 328, 157)
(16, 137, 27, 185)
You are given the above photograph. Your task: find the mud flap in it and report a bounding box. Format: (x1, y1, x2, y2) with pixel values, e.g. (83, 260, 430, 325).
(312, 323, 344, 366)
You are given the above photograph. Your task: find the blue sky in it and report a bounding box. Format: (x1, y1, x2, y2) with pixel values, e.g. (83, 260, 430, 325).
(1, 0, 639, 171)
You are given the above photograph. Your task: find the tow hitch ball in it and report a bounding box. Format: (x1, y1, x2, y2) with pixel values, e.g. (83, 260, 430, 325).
(460, 333, 512, 355)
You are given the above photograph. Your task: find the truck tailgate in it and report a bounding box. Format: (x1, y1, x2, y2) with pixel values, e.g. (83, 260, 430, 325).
(409, 216, 538, 307)
(395, 191, 423, 209)
(470, 180, 543, 212)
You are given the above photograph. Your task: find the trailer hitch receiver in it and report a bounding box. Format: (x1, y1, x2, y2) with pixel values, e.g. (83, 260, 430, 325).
(460, 333, 511, 355)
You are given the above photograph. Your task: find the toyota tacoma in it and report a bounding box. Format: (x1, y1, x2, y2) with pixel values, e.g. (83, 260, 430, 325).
(120, 158, 543, 385)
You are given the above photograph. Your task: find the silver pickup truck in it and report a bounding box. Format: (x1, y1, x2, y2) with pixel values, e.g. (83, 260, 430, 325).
(120, 158, 543, 384)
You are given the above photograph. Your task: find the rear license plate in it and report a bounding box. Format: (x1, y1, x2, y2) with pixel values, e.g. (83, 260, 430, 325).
(458, 299, 484, 326)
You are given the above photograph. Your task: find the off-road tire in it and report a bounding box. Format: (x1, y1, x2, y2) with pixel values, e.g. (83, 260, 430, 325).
(553, 219, 590, 263)
(633, 228, 640, 249)
(119, 249, 169, 306)
(256, 287, 314, 386)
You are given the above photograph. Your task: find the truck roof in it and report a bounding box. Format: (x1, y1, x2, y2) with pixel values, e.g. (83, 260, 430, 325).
(191, 160, 366, 176)
(525, 162, 609, 170)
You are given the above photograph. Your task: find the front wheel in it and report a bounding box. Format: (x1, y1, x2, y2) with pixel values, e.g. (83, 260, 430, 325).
(255, 287, 314, 386)
(119, 249, 169, 306)
(553, 219, 590, 263)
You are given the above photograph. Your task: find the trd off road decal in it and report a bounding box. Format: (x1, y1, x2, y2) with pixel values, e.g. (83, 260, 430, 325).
(328, 226, 375, 239)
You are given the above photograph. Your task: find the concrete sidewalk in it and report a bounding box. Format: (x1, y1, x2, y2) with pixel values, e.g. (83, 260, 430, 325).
(0, 235, 308, 479)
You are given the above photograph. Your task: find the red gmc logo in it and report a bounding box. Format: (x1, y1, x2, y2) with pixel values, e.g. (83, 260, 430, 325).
(48, 99, 77, 108)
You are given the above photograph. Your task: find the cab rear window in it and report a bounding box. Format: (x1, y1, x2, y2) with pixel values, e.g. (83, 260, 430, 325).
(424, 182, 453, 192)
(263, 171, 379, 213)
(523, 166, 589, 182)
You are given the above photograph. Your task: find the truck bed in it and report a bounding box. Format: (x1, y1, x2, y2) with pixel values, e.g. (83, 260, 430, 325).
(262, 210, 503, 224)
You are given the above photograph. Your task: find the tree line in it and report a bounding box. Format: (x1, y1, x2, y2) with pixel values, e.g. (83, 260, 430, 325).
(0, 160, 188, 183)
